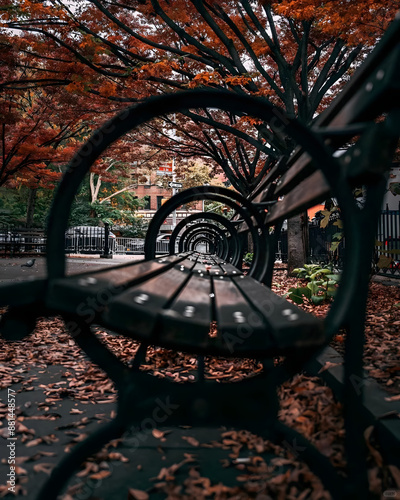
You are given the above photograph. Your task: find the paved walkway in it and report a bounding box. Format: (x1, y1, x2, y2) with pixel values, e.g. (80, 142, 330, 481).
(0, 365, 243, 500)
(0, 255, 144, 282)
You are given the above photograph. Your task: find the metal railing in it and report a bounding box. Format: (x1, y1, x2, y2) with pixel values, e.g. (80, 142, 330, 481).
(2, 207, 400, 272)
(64, 226, 117, 254)
(375, 203, 400, 277)
(276, 223, 345, 265)
(0, 226, 46, 255)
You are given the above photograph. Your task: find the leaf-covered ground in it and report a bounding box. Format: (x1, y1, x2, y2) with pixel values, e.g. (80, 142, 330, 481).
(0, 271, 399, 499)
(271, 269, 400, 396)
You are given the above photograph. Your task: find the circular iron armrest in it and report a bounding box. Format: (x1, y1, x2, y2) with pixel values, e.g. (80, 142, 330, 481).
(44, 87, 375, 358)
(177, 223, 228, 257)
(169, 211, 242, 267)
(46, 89, 340, 281)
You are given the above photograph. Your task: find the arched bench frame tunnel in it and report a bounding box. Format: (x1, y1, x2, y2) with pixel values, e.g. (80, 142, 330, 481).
(189, 236, 215, 254)
(178, 223, 227, 257)
(168, 211, 244, 268)
(45, 88, 350, 291)
(13, 87, 395, 500)
(144, 185, 274, 283)
(178, 222, 231, 257)
(39, 87, 390, 346)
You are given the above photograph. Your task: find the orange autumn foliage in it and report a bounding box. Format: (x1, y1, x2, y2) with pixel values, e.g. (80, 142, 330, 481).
(0, 0, 398, 193)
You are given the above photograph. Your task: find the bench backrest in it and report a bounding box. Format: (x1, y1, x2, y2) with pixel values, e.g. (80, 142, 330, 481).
(236, 14, 400, 232)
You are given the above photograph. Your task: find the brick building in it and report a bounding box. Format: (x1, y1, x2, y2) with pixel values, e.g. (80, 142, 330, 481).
(134, 170, 202, 233)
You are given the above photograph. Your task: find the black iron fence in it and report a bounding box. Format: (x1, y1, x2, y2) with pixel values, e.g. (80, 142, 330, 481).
(276, 222, 345, 266)
(276, 204, 400, 278)
(64, 225, 117, 255)
(375, 203, 400, 277)
(2, 206, 400, 275)
(0, 226, 46, 255)
(0, 224, 169, 256)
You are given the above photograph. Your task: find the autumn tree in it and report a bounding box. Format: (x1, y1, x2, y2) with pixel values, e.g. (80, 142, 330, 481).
(0, 29, 125, 224)
(1, 0, 397, 261)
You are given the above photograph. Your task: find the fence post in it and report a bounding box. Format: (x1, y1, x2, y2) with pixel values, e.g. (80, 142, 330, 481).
(101, 223, 113, 259)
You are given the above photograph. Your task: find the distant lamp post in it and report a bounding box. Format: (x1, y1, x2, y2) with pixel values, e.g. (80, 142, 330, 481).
(100, 201, 113, 259)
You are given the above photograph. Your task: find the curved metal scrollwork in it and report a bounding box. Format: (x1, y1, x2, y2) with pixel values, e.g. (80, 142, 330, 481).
(46, 89, 338, 282)
(144, 185, 274, 282)
(169, 211, 243, 267)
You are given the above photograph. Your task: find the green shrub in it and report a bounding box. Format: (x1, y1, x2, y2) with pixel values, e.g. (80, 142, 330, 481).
(243, 252, 253, 265)
(285, 264, 340, 305)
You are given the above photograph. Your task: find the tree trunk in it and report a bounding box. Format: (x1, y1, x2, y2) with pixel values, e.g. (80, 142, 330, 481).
(26, 188, 37, 227)
(247, 232, 254, 254)
(302, 210, 309, 264)
(287, 214, 307, 274)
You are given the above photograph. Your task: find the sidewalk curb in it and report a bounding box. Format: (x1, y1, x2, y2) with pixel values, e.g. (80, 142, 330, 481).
(306, 346, 400, 465)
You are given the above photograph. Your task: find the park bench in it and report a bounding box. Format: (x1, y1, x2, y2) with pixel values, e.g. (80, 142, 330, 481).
(0, 13, 399, 500)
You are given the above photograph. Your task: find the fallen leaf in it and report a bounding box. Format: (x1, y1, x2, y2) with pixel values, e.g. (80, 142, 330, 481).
(33, 463, 54, 475)
(384, 394, 400, 402)
(14, 466, 28, 475)
(128, 488, 149, 500)
(318, 361, 342, 373)
(181, 436, 199, 447)
(152, 429, 165, 439)
(90, 470, 111, 480)
(26, 438, 42, 448)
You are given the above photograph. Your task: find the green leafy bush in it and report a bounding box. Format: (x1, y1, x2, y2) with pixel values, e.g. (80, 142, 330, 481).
(243, 252, 253, 266)
(285, 264, 340, 305)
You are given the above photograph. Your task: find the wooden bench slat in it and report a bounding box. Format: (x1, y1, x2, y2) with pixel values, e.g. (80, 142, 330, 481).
(46, 254, 191, 315)
(103, 257, 198, 337)
(161, 273, 213, 348)
(216, 262, 243, 276)
(274, 152, 313, 197)
(192, 261, 221, 274)
(236, 170, 329, 231)
(264, 170, 330, 226)
(231, 275, 325, 350)
(212, 276, 270, 351)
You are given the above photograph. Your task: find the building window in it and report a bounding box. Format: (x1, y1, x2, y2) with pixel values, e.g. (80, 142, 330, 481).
(157, 196, 163, 210)
(144, 195, 151, 209)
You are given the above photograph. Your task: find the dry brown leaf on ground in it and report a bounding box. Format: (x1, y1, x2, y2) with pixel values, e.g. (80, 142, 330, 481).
(89, 469, 111, 480)
(181, 435, 200, 447)
(128, 488, 149, 500)
(25, 438, 42, 448)
(152, 428, 165, 439)
(33, 463, 54, 475)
